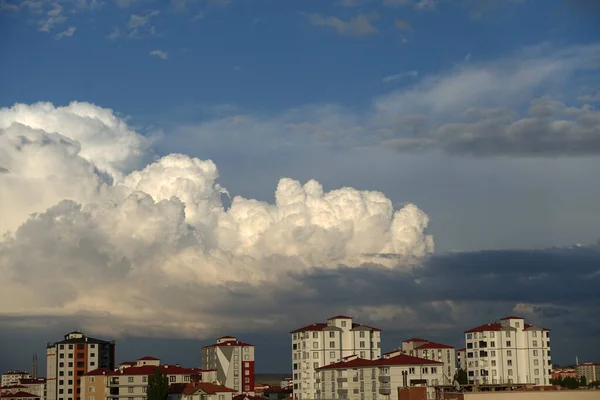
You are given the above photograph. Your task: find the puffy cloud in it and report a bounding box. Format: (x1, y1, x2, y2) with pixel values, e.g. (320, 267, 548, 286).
(0, 101, 433, 338)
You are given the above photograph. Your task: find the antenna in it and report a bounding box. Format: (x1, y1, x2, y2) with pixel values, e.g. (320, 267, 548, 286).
(576, 356, 579, 366)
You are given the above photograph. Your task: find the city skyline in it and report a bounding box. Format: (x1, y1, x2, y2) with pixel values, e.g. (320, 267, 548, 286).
(1, 0, 600, 378)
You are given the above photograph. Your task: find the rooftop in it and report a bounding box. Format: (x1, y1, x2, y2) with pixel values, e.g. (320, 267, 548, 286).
(317, 354, 441, 371)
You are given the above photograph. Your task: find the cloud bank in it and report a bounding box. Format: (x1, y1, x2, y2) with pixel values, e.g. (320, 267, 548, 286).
(0, 101, 433, 338)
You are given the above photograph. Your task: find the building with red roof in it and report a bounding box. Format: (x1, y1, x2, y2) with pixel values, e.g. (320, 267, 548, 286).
(168, 382, 236, 400)
(1, 373, 32, 388)
(201, 337, 254, 395)
(399, 338, 457, 384)
(290, 315, 381, 400)
(315, 353, 443, 400)
(463, 316, 551, 386)
(0, 391, 40, 400)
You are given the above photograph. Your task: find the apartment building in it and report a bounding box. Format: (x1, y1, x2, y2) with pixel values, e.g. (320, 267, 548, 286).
(0, 392, 40, 400)
(577, 362, 600, 384)
(290, 315, 382, 400)
(463, 316, 551, 386)
(80, 358, 197, 400)
(168, 382, 236, 400)
(316, 352, 443, 400)
(46, 332, 115, 400)
(400, 338, 456, 383)
(2, 373, 32, 387)
(16, 379, 46, 400)
(457, 349, 466, 371)
(201, 337, 255, 394)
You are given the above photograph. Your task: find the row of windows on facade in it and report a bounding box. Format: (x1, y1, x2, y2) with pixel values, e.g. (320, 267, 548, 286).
(315, 391, 379, 400)
(293, 350, 377, 362)
(294, 366, 440, 381)
(467, 359, 551, 370)
(293, 340, 377, 351)
(293, 331, 374, 341)
(469, 377, 547, 386)
(466, 330, 549, 340)
(57, 344, 108, 350)
(467, 368, 551, 378)
(57, 361, 96, 370)
(58, 353, 99, 360)
(466, 349, 551, 359)
(466, 340, 549, 349)
(413, 349, 452, 362)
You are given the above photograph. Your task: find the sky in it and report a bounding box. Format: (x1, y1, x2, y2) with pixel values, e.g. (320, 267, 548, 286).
(0, 0, 599, 375)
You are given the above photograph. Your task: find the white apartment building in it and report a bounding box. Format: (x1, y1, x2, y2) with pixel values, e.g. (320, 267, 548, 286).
(201, 337, 255, 394)
(81, 357, 198, 400)
(46, 332, 115, 400)
(290, 315, 382, 400)
(456, 349, 466, 371)
(400, 338, 456, 383)
(2, 372, 33, 387)
(464, 316, 551, 386)
(316, 352, 443, 400)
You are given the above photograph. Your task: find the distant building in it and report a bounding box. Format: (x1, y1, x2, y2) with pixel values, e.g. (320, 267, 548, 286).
(2, 373, 32, 388)
(0, 392, 40, 400)
(290, 315, 382, 400)
(168, 382, 236, 400)
(316, 352, 444, 400)
(46, 331, 115, 400)
(457, 348, 466, 371)
(551, 367, 577, 380)
(464, 316, 551, 385)
(577, 362, 600, 384)
(81, 357, 199, 400)
(16, 378, 46, 400)
(201, 337, 255, 394)
(279, 379, 292, 390)
(400, 338, 457, 383)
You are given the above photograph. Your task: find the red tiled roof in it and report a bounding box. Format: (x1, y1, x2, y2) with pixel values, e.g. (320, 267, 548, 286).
(202, 340, 253, 348)
(233, 395, 268, 400)
(290, 323, 328, 334)
(500, 316, 524, 320)
(465, 323, 502, 333)
(416, 342, 454, 350)
(457, 348, 466, 352)
(328, 315, 352, 319)
(83, 368, 117, 376)
(17, 380, 44, 385)
(351, 323, 381, 332)
(118, 361, 136, 366)
(218, 336, 236, 339)
(172, 382, 236, 395)
(0, 392, 39, 399)
(138, 356, 160, 361)
(403, 338, 428, 343)
(317, 354, 441, 371)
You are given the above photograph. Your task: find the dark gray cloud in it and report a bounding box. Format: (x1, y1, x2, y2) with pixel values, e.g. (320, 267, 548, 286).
(2, 245, 599, 374)
(385, 98, 600, 156)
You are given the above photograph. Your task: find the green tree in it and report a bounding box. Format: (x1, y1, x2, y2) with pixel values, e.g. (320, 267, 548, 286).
(147, 369, 169, 400)
(580, 375, 587, 386)
(454, 368, 468, 385)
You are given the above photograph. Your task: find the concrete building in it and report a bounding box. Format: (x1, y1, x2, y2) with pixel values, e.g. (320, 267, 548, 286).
(291, 315, 382, 400)
(2, 373, 32, 388)
(17, 379, 46, 400)
(46, 332, 115, 400)
(80, 358, 198, 400)
(463, 316, 551, 386)
(551, 368, 576, 380)
(577, 362, 600, 384)
(168, 382, 236, 400)
(316, 352, 444, 400)
(457, 349, 466, 371)
(202, 337, 255, 395)
(0, 392, 40, 400)
(400, 339, 456, 383)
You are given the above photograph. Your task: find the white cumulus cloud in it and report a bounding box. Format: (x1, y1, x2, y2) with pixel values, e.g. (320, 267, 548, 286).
(0, 101, 433, 337)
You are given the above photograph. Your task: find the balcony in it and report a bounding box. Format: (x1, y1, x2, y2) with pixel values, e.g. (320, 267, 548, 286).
(336, 377, 347, 383)
(378, 375, 390, 383)
(379, 384, 391, 395)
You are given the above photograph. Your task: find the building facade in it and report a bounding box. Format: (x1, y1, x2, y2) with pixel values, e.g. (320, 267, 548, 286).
(463, 316, 551, 386)
(400, 339, 456, 383)
(577, 362, 600, 384)
(46, 332, 115, 400)
(81, 358, 199, 400)
(168, 382, 236, 400)
(316, 352, 443, 400)
(457, 349, 466, 372)
(201, 337, 255, 394)
(290, 315, 382, 400)
(2, 373, 33, 387)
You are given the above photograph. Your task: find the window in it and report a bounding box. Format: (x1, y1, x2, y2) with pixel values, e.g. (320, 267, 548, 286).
(59, 390, 64, 395)
(142, 377, 147, 383)
(329, 332, 335, 338)
(67, 389, 72, 395)
(128, 377, 134, 383)
(422, 367, 428, 374)
(68, 380, 73, 385)
(532, 331, 537, 338)
(506, 331, 511, 337)
(312, 332, 318, 338)
(245, 370, 249, 375)
(244, 385, 250, 391)
(293, 334, 297, 340)
(359, 331, 365, 338)
(59, 380, 64, 385)
(128, 388, 134, 394)
(330, 352, 336, 358)
(312, 352, 318, 359)
(59, 362, 64, 368)
(490, 332, 495, 338)
(77, 362, 84, 368)
(245, 378, 250, 383)
(491, 351, 496, 357)
(169, 376, 176, 383)
(59, 371, 64, 376)
(234, 370, 239, 376)
(219, 395, 225, 400)
(313, 362, 319, 369)
(431, 367, 437, 374)
(534, 360, 539, 366)
(533, 350, 538, 356)
(491, 361, 496, 367)
(467, 343, 473, 349)
(534, 369, 539, 375)
(507, 350, 512, 357)
(533, 341, 538, 347)
(313, 342, 318, 349)
(506, 341, 511, 347)
(360, 351, 365, 358)
(507, 360, 512, 366)
(69, 345, 73, 350)
(90, 362, 95, 367)
(90, 344, 95, 348)
(508, 369, 513, 376)
(535, 378, 540, 385)
(68, 353, 73, 359)
(341, 321, 347, 327)
(59, 353, 65, 359)
(466, 334, 472, 339)
(490, 341, 495, 348)
(329, 342, 335, 348)
(515, 322, 520, 328)
(68, 371, 73, 376)
(68, 362, 73, 367)
(359, 341, 365, 348)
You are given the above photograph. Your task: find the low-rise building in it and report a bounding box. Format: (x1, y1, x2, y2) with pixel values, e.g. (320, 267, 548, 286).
(0, 392, 40, 400)
(16, 379, 46, 400)
(577, 362, 600, 384)
(2, 373, 32, 388)
(316, 352, 444, 400)
(168, 382, 236, 400)
(401, 338, 456, 383)
(551, 368, 576, 380)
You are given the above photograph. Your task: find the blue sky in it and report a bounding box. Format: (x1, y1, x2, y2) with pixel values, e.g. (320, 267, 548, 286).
(1, 0, 600, 374)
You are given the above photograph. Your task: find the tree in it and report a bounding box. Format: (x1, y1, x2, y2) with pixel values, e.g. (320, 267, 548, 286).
(580, 375, 587, 386)
(455, 368, 468, 385)
(147, 369, 169, 400)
